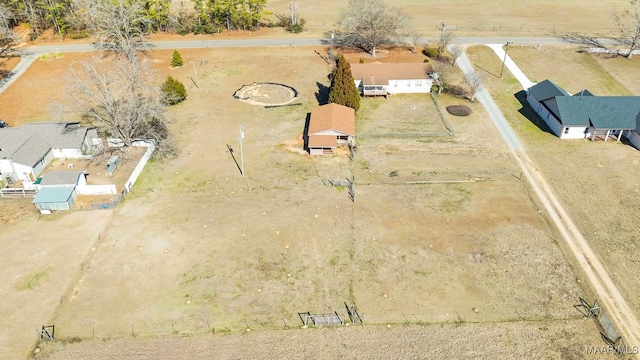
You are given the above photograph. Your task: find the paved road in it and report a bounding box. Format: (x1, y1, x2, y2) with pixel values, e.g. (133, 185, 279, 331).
(455, 49, 640, 357)
(11, 35, 623, 56)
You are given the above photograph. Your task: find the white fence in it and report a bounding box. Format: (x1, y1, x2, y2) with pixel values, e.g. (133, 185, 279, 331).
(587, 48, 640, 56)
(124, 140, 156, 192)
(76, 184, 117, 195)
(0, 188, 37, 198)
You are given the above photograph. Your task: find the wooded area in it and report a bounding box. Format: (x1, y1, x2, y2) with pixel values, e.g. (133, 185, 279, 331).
(0, 0, 270, 40)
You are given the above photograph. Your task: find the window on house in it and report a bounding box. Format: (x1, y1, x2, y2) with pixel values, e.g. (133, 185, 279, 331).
(416, 81, 422, 86)
(564, 127, 569, 134)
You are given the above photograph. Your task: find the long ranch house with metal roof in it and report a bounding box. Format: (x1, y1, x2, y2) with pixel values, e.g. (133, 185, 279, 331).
(350, 63, 434, 97)
(526, 79, 640, 145)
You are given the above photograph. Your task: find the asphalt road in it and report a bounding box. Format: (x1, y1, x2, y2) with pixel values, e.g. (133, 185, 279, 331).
(12, 35, 622, 56)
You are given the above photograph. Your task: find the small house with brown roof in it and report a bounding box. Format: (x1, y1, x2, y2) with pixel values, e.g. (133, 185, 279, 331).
(306, 103, 355, 155)
(350, 63, 433, 97)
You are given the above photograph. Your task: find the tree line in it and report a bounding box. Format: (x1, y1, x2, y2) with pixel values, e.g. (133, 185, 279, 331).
(0, 0, 270, 40)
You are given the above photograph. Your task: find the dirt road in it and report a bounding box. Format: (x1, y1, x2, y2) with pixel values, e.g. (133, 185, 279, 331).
(456, 49, 640, 356)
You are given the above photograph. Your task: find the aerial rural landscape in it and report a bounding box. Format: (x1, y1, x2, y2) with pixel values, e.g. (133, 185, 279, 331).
(1, 0, 640, 359)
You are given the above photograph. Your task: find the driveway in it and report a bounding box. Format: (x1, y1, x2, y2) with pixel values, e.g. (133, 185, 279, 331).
(455, 47, 640, 357)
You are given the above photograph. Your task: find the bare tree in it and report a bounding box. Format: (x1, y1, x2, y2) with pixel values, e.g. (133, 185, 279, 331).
(450, 44, 464, 65)
(0, 3, 15, 31)
(289, 0, 298, 26)
(0, 28, 17, 59)
(465, 71, 485, 102)
(338, 0, 408, 57)
(92, 0, 151, 62)
(439, 26, 454, 60)
(614, 0, 640, 58)
(432, 62, 455, 95)
(68, 55, 175, 157)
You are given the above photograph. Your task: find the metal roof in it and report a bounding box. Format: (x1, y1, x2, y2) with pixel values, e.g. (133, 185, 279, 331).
(32, 186, 75, 204)
(40, 171, 84, 185)
(350, 62, 432, 86)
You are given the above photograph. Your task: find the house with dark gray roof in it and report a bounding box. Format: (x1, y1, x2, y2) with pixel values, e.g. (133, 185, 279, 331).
(527, 79, 640, 143)
(0, 123, 99, 183)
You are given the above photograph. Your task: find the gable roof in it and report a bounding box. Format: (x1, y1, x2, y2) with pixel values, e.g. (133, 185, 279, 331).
(350, 63, 432, 86)
(308, 135, 338, 147)
(22, 123, 91, 149)
(555, 96, 640, 129)
(0, 128, 51, 166)
(32, 186, 75, 204)
(40, 171, 84, 185)
(528, 79, 570, 102)
(308, 103, 355, 136)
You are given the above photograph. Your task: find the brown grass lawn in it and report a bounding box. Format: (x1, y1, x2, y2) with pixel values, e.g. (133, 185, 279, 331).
(506, 45, 633, 95)
(265, 0, 633, 37)
(0, 45, 606, 359)
(467, 44, 640, 323)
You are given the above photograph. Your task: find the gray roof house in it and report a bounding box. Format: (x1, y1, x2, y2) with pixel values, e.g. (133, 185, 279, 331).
(0, 123, 99, 183)
(526, 79, 640, 143)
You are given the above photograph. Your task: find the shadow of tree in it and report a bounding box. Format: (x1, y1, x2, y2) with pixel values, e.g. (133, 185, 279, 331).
(315, 81, 329, 105)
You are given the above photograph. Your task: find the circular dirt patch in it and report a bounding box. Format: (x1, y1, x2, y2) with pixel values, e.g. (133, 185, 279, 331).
(446, 105, 472, 116)
(233, 82, 298, 106)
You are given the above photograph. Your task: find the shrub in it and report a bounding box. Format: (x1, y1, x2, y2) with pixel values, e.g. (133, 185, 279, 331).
(445, 84, 470, 99)
(422, 47, 440, 58)
(171, 50, 183, 67)
(193, 23, 216, 34)
(67, 30, 88, 40)
(161, 76, 187, 105)
(446, 105, 472, 116)
(286, 18, 306, 33)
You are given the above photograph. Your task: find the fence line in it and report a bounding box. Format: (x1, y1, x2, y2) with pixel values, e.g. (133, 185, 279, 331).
(0, 188, 37, 198)
(124, 140, 156, 192)
(430, 93, 454, 136)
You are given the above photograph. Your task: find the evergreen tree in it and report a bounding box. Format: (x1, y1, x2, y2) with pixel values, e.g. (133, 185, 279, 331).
(171, 50, 183, 67)
(328, 55, 360, 112)
(161, 76, 187, 105)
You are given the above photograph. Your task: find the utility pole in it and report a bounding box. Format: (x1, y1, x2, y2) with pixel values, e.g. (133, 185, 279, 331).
(329, 30, 335, 62)
(238, 125, 245, 176)
(441, 22, 445, 44)
(499, 41, 512, 78)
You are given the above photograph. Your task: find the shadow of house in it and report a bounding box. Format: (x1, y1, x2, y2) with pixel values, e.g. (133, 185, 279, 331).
(515, 90, 555, 136)
(303, 113, 311, 152)
(305, 103, 355, 155)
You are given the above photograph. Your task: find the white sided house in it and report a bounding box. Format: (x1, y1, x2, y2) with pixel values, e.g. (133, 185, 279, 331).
(306, 103, 355, 155)
(350, 62, 434, 97)
(527, 80, 640, 142)
(0, 123, 99, 182)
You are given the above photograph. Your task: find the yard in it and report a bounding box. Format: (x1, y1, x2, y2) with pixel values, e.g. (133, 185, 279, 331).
(0, 45, 619, 359)
(467, 44, 640, 326)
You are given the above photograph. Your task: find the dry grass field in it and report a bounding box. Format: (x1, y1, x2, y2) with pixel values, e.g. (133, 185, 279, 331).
(467, 45, 640, 325)
(1, 1, 639, 356)
(0, 45, 617, 359)
(264, 0, 631, 37)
